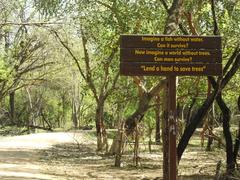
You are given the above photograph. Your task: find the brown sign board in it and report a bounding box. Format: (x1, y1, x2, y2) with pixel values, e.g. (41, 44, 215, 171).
(120, 34, 222, 180)
(120, 63, 222, 76)
(120, 48, 222, 63)
(121, 35, 221, 49)
(120, 34, 222, 76)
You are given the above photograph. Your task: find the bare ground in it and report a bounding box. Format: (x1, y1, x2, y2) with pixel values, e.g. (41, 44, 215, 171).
(0, 131, 230, 180)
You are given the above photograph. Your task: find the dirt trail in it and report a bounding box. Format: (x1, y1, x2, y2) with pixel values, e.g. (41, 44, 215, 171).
(0, 132, 223, 180)
(0, 132, 165, 180)
(0, 132, 92, 180)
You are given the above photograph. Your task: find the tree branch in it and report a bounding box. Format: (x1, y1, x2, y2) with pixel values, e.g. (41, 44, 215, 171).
(133, 76, 147, 96)
(220, 54, 240, 90)
(184, 11, 199, 35)
(160, 0, 189, 35)
(149, 79, 167, 97)
(160, 0, 170, 13)
(105, 72, 120, 99)
(80, 29, 99, 102)
(178, 50, 240, 161)
(0, 21, 63, 26)
(210, 0, 220, 35)
(18, 62, 54, 75)
(51, 29, 86, 80)
(223, 44, 240, 75)
(163, 0, 183, 34)
(101, 44, 119, 98)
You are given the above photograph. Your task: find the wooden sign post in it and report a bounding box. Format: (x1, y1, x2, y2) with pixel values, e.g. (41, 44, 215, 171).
(168, 75, 177, 180)
(120, 34, 222, 180)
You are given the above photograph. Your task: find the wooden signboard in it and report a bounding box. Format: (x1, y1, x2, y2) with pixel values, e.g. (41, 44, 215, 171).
(120, 35, 222, 76)
(119, 34, 222, 180)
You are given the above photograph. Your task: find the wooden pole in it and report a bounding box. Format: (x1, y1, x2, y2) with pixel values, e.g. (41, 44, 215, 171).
(168, 76, 177, 180)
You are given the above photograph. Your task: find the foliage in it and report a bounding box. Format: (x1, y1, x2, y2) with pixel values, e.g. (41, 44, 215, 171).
(0, 57, 10, 82)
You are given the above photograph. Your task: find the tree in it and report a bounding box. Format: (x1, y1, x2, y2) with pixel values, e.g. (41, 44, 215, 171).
(177, 1, 240, 176)
(0, 0, 65, 129)
(41, 0, 169, 152)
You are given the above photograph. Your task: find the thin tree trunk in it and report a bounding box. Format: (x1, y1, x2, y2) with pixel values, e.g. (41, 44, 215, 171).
(26, 88, 35, 133)
(216, 93, 235, 174)
(155, 95, 161, 144)
(233, 121, 240, 164)
(40, 110, 52, 130)
(209, 77, 239, 174)
(178, 86, 218, 161)
(178, 52, 240, 162)
(133, 123, 140, 167)
(112, 80, 165, 167)
(186, 98, 196, 126)
(114, 121, 125, 167)
(125, 92, 151, 135)
(148, 127, 153, 153)
(101, 115, 108, 152)
(206, 78, 213, 151)
(9, 91, 15, 125)
(72, 98, 78, 129)
(61, 94, 67, 127)
(71, 71, 79, 129)
(233, 96, 240, 162)
(206, 114, 214, 151)
(96, 99, 108, 152)
(179, 104, 186, 137)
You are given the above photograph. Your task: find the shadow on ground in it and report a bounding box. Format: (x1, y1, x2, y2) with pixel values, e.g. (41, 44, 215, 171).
(39, 142, 216, 180)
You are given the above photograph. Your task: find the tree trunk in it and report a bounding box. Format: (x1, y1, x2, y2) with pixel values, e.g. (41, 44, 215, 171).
(9, 91, 16, 125)
(113, 88, 160, 165)
(216, 93, 235, 174)
(71, 73, 79, 129)
(61, 94, 67, 127)
(179, 104, 186, 137)
(148, 127, 153, 153)
(233, 96, 240, 162)
(206, 78, 213, 151)
(233, 121, 240, 163)
(72, 98, 78, 129)
(177, 44, 240, 163)
(238, 95, 240, 111)
(206, 111, 214, 151)
(40, 109, 52, 130)
(177, 86, 218, 161)
(26, 88, 35, 133)
(109, 104, 124, 155)
(114, 121, 125, 167)
(125, 92, 151, 135)
(186, 98, 196, 126)
(112, 80, 165, 167)
(210, 76, 237, 173)
(96, 99, 108, 152)
(155, 95, 161, 144)
(133, 123, 140, 167)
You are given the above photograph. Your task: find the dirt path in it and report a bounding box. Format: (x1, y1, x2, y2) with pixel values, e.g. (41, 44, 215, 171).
(0, 131, 225, 180)
(0, 132, 94, 180)
(0, 132, 165, 179)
